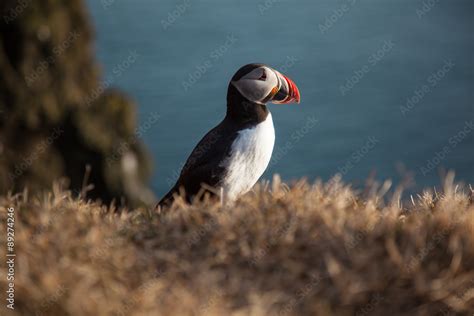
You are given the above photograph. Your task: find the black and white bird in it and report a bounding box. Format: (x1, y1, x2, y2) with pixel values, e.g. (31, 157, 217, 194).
(158, 63, 300, 208)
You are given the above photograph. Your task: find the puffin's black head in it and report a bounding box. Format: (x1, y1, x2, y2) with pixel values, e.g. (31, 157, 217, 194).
(228, 63, 301, 106)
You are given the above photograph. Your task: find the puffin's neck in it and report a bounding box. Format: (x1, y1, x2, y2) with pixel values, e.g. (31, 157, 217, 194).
(225, 84, 269, 126)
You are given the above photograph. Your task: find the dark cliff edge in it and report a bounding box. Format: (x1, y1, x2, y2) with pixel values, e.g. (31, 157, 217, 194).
(0, 0, 155, 207)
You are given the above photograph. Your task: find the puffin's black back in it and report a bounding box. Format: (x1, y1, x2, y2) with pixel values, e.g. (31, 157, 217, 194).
(157, 116, 239, 207)
(157, 64, 270, 208)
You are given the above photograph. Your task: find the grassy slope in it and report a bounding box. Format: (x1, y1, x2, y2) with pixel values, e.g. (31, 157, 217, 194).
(0, 175, 473, 316)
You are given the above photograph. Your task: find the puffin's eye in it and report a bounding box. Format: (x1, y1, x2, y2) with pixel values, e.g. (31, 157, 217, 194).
(258, 69, 267, 81)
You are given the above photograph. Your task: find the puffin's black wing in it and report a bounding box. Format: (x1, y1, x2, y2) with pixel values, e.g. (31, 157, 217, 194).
(157, 118, 239, 207)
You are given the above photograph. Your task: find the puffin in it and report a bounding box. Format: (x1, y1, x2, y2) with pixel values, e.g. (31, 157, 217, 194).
(157, 63, 300, 208)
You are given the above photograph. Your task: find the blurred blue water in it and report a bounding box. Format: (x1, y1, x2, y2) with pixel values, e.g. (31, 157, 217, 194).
(86, 0, 474, 196)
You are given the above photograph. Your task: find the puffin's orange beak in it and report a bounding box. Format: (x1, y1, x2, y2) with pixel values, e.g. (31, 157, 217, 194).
(271, 71, 301, 104)
(283, 74, 301, 104)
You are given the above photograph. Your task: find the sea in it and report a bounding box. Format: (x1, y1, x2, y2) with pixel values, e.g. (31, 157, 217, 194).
(86, 0, 474, 197)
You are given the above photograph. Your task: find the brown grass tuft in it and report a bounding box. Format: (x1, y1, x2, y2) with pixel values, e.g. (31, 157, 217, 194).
(1, 175, 473, 315)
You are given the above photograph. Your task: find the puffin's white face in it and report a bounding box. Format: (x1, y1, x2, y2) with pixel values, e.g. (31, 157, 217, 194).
(231, 65, 300, 105)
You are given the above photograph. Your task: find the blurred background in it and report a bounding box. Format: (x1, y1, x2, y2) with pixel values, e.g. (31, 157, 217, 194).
(1, 0, 473, 205)
(87, 0, 474, 196)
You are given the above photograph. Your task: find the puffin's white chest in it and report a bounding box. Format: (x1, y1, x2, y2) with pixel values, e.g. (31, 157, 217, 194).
(220, 113, 275, 201)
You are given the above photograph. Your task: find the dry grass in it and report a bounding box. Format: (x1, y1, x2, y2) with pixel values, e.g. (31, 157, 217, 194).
(0, 174, 473, 316)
